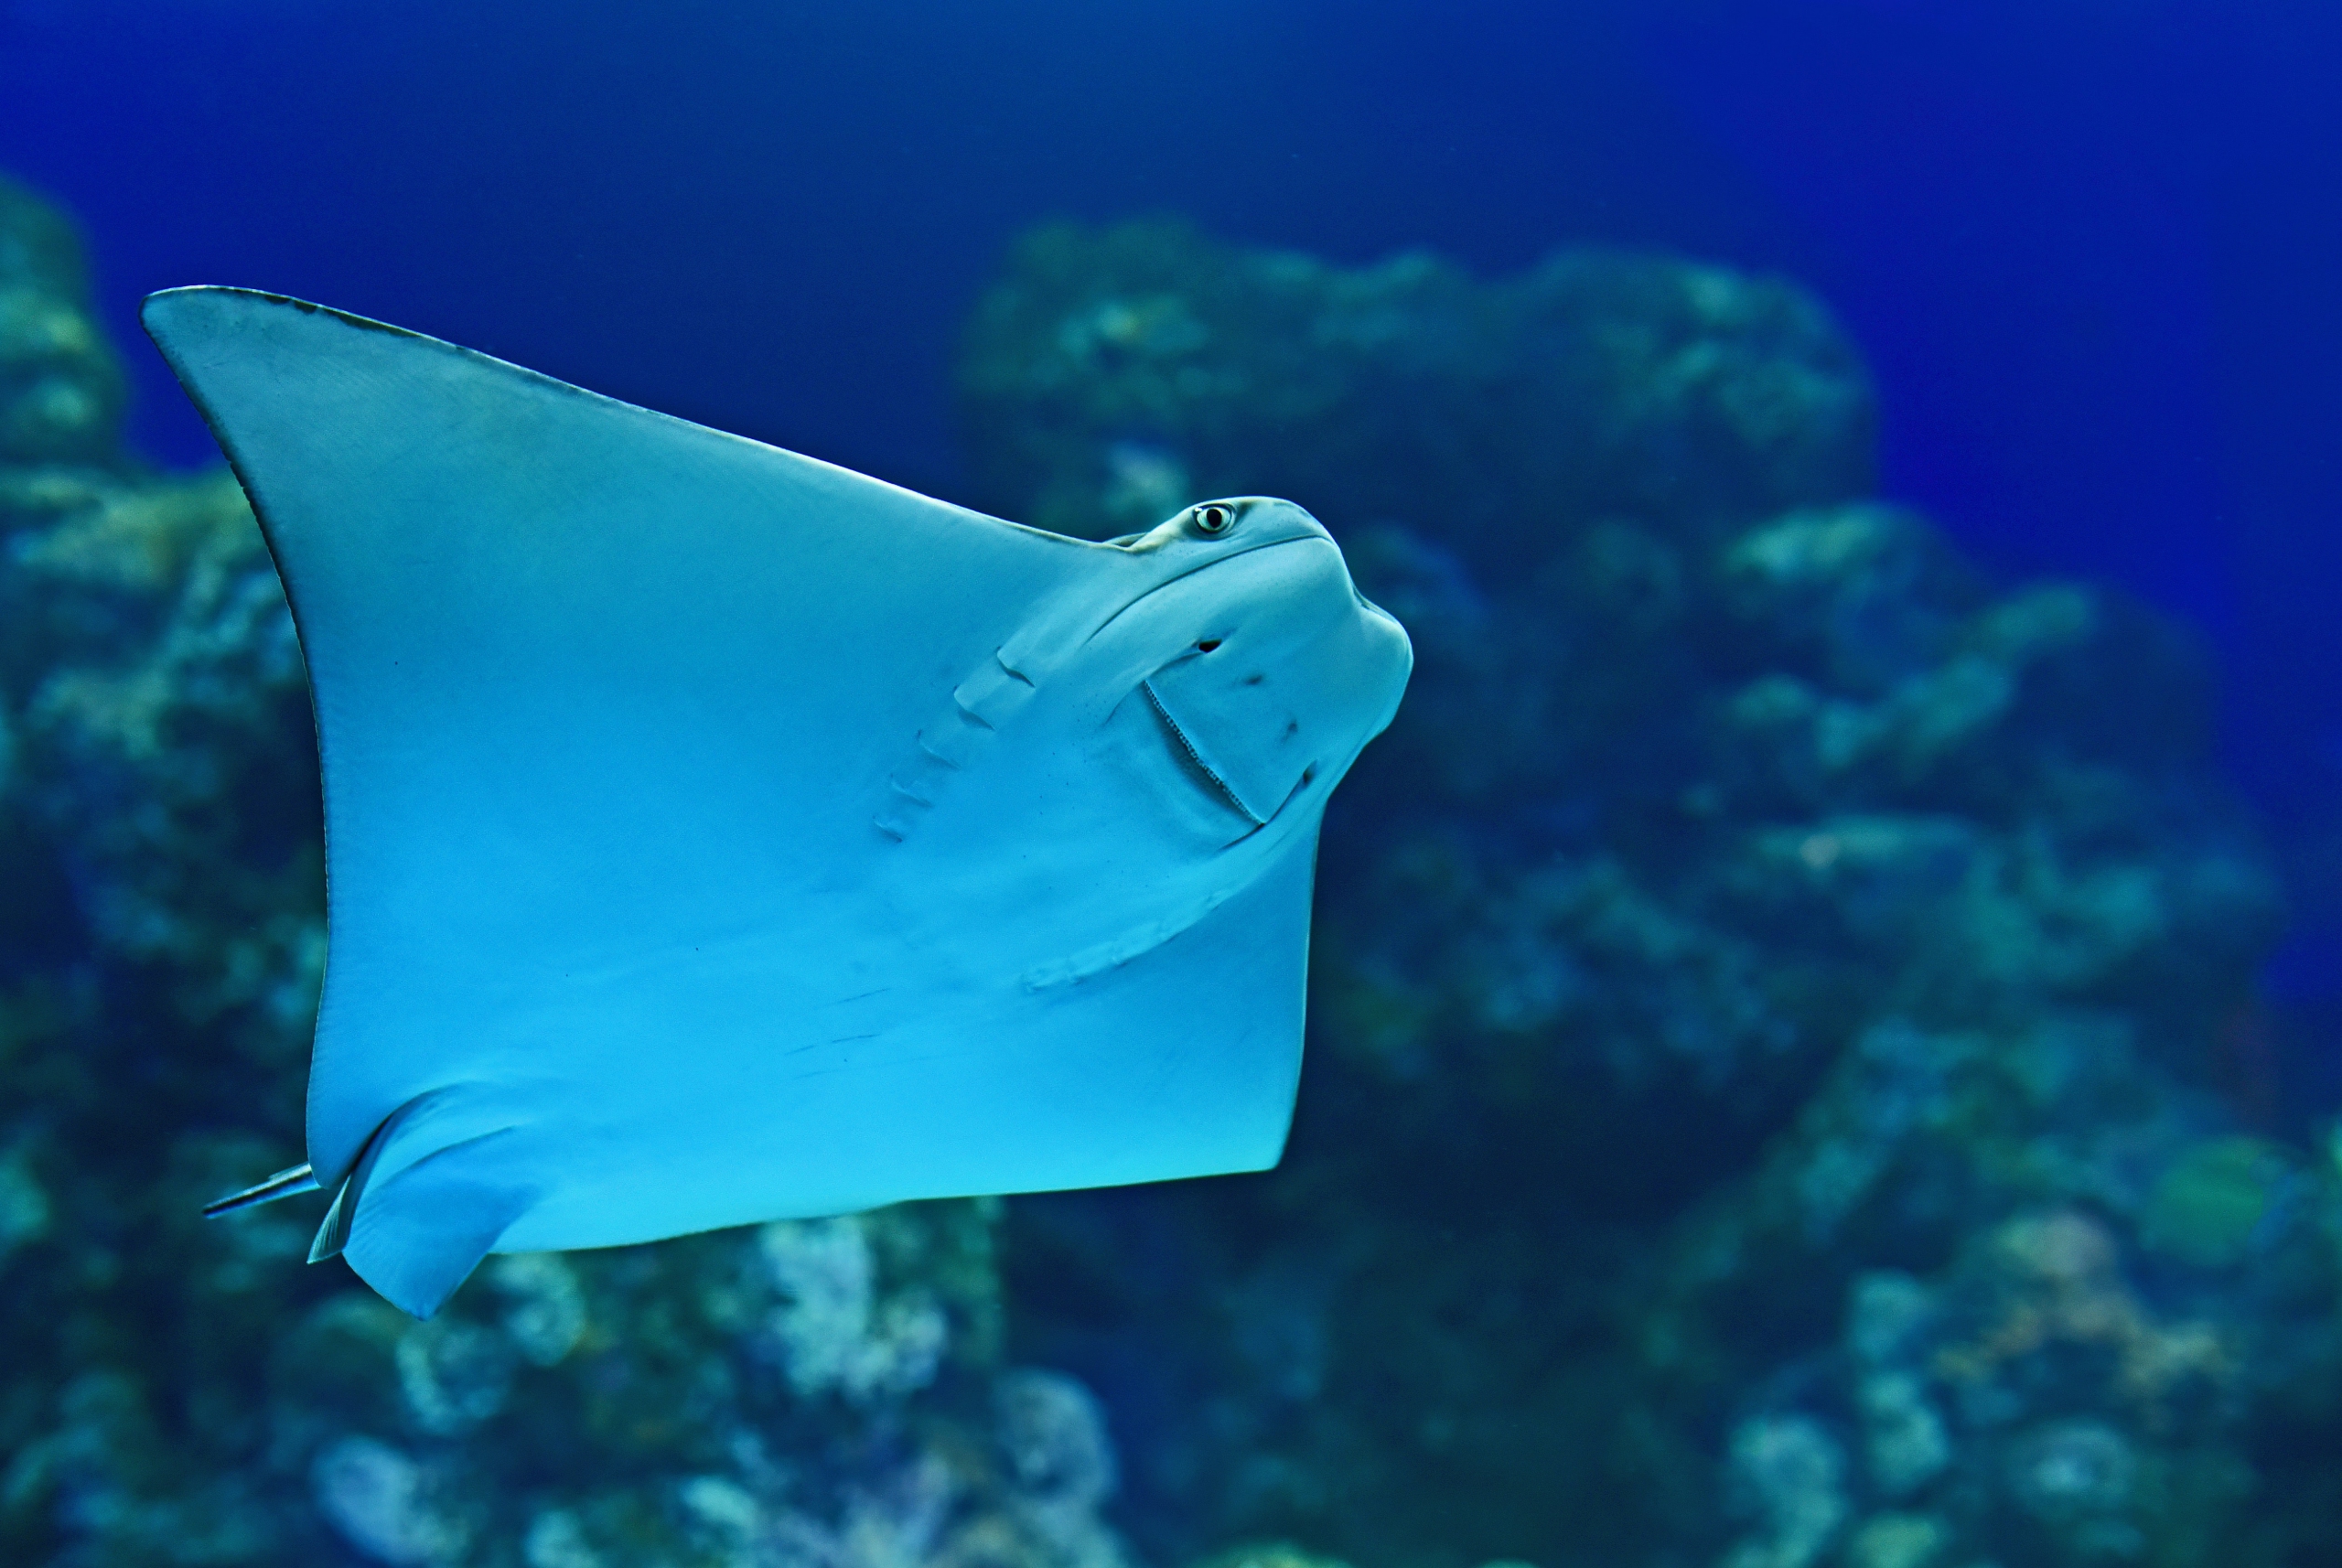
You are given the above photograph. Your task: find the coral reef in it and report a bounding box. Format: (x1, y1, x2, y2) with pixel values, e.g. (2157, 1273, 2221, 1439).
(6, 178, 2341, 1568)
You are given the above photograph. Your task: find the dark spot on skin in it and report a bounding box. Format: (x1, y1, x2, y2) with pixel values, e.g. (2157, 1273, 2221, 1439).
(1284, 720, 1300, 736)
(1243, 673, 1264, 685)
(1302, 765, 1317, 786)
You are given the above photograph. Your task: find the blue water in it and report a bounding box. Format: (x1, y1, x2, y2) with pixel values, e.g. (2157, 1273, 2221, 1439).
(5, 0, 2336, 1004)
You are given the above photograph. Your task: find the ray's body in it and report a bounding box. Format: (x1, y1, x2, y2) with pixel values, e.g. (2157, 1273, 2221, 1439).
(148, 288, 1411, 1317)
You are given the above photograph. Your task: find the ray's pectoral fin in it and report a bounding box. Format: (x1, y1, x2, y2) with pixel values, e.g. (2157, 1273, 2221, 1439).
(309, 1092, 538, 1319)
(341, 1134, 536, 1319)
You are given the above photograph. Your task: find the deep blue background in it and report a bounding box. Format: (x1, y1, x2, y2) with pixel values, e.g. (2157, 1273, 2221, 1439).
(3, 0, 2336, 1010)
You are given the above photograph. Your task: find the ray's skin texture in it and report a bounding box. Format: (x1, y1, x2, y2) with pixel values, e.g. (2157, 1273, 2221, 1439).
(144, 288, 1411, 1318)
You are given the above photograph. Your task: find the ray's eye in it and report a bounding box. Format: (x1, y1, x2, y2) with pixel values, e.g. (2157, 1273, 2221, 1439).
(1193, 502, 1235, 535)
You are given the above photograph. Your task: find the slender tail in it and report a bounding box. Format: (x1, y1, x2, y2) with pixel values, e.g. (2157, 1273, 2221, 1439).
(200, 1163, 319, 1219)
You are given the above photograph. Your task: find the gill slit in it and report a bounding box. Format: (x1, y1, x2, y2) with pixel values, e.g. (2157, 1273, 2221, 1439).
(1143, 681, 1262, 825)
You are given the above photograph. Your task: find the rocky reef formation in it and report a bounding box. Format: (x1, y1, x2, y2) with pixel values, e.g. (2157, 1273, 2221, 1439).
(3, 179, 2338, 1568)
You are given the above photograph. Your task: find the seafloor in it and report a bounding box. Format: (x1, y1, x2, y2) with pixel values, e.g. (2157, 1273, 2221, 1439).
(3, 177, 2338, 1568)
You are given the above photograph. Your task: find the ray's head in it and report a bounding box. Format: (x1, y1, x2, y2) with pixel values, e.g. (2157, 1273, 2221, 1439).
(1100, 497, 1412, 834)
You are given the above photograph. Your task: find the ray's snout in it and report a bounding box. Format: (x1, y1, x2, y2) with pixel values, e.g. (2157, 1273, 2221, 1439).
(1142, 534, 1413, 824)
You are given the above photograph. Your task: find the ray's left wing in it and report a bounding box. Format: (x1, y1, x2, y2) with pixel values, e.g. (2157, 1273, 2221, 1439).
(142, 287, 1109, 1196)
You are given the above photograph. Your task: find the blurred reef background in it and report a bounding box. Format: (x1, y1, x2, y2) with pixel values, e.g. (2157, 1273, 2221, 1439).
(5, 172, 2342, 1568)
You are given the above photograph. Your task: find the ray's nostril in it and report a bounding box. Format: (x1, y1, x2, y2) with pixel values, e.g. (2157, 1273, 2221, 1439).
(1196, 639, 1222, 653)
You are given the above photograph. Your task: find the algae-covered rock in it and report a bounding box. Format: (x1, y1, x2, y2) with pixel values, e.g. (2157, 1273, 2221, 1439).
(2140, 1136, 2294, 1269)
(0, 175, 124, 466)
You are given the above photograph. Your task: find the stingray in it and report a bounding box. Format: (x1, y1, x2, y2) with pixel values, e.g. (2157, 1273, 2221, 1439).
(145, 286, 1412, 1319)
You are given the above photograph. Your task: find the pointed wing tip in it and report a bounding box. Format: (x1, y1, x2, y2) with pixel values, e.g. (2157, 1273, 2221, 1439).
(141, 285, 272, 340)
(140, 286, 421, 354)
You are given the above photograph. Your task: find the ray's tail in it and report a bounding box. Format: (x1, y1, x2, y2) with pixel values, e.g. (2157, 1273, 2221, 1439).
(199, 1163, 319, 1218)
